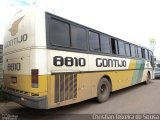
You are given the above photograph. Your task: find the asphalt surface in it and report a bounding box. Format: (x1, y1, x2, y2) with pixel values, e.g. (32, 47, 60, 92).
(0, 79, 160, 120)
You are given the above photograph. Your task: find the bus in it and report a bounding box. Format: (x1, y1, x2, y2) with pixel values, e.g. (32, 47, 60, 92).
(2, 5, 154, 109)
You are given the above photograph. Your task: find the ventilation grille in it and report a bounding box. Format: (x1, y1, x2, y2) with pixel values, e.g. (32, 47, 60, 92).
(55, 73, 77, 103)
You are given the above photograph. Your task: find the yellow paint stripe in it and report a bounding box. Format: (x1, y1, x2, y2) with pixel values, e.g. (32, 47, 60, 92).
(4, 74, 48, 96)
(128, 59, 137, 85)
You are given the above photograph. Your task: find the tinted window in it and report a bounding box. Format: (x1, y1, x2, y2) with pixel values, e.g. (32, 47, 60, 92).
(49, 19, 70, 47)
(130, 45, 136, 57)
(71, 25, 87, 50)
(142, 48, 145, 58)
(100, 35, 110, 53)
(89, 31, 100, 52)
(125, 44, 131, 57)
(137, 47, 142, 58)
(118, 41, 125, 55)
(111, 38, 118, 54)
(135, 46, 138, 58)
(145, 49, 149, 59)
(148, 50, 152, 61)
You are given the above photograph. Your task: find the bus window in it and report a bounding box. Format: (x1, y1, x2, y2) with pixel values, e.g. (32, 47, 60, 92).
(135, 46, 138, 58)
(71, 25, 87, 50)
(118, 41, 125, 56)
(145, 49, 149, 59)
(130, 45, 136, 57)
(49, 19, 70, 47)
(111, 38, 118, 54)
(149, 50, 153, 61)
(100, 35, 110, 53)
(125, 43, 131, 57)
(138, 47, 142, 58)
(142, 48, 145, 59)
(89, 31, 100, 52)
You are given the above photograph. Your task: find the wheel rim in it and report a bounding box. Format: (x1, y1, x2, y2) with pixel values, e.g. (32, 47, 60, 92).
(100, 84, 107, 95)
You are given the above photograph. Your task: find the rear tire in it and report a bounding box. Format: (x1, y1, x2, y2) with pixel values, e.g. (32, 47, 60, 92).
(145, 73, 150, 85)
(97, 78, 111, 103)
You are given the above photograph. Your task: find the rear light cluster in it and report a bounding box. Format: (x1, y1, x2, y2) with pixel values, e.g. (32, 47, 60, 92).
(31, 69, 39, 88)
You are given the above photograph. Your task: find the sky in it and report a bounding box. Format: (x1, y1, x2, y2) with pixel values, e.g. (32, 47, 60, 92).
(0, 0, 160, 58)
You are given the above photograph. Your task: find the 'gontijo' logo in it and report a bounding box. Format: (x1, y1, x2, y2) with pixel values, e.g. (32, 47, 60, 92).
(9, 16, 24, 36)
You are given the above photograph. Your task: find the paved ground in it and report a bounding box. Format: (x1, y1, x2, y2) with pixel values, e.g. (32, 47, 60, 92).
(0, 80, 160, 120)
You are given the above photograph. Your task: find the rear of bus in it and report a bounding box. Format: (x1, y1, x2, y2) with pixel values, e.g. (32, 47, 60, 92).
(2, 6, 48, 109)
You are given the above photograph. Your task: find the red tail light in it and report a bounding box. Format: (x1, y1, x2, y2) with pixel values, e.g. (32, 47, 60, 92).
(31, 69, 39, 88)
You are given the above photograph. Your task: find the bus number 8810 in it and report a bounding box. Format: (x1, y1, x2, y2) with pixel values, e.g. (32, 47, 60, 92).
(53, 56, 86, 67)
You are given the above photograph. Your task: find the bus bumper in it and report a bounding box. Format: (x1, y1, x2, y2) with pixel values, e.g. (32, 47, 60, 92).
(2, 88, 47, 109)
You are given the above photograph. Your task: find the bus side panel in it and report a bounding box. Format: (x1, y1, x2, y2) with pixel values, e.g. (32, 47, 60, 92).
(46, 50, 153, 108)
(46, 50, 135, 108)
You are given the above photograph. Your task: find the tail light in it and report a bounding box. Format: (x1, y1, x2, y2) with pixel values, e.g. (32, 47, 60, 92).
(31, 69, 39, 88)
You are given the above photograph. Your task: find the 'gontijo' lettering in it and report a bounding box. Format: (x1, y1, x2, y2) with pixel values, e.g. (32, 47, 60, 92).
(96, 58, 126, 67)
(53, 56, 86, 67)
(5, 34, 27, 48)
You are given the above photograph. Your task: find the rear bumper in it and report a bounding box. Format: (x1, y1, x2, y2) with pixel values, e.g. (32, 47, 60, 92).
(2, 88, 48, 109)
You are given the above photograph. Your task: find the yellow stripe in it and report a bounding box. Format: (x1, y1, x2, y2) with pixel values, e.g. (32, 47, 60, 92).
(4, 66, 145, 109)
(4, 74, 48, 96)
(128, 59, 137, 85)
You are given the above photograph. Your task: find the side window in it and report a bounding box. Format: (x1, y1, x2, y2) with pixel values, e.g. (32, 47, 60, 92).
(135, 46, 138, 58)
(118, 41, 125, 56)
(125, 43, 131, 57)
(111, 38, 118, 54)
(89, 31, 100, 52)
(130, 45, 136, 57)
(137, 47, 142, 58)
(49, 19, 70, 47)
(148, 50, 152, 61)
(100, 35, 110, 53)
(149, 51, 153, 61)
(71, 25, 87, 50)
(142, 48, 145, 59)
(145, 49, 149, 59)
(148, 50, 151, 61)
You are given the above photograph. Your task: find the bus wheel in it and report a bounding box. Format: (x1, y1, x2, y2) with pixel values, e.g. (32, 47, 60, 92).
(145, 73, 150, 85)
(97, 78, 111, 103)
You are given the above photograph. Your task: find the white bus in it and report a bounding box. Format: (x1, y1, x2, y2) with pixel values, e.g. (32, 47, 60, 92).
(3, 6, 154, 109)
